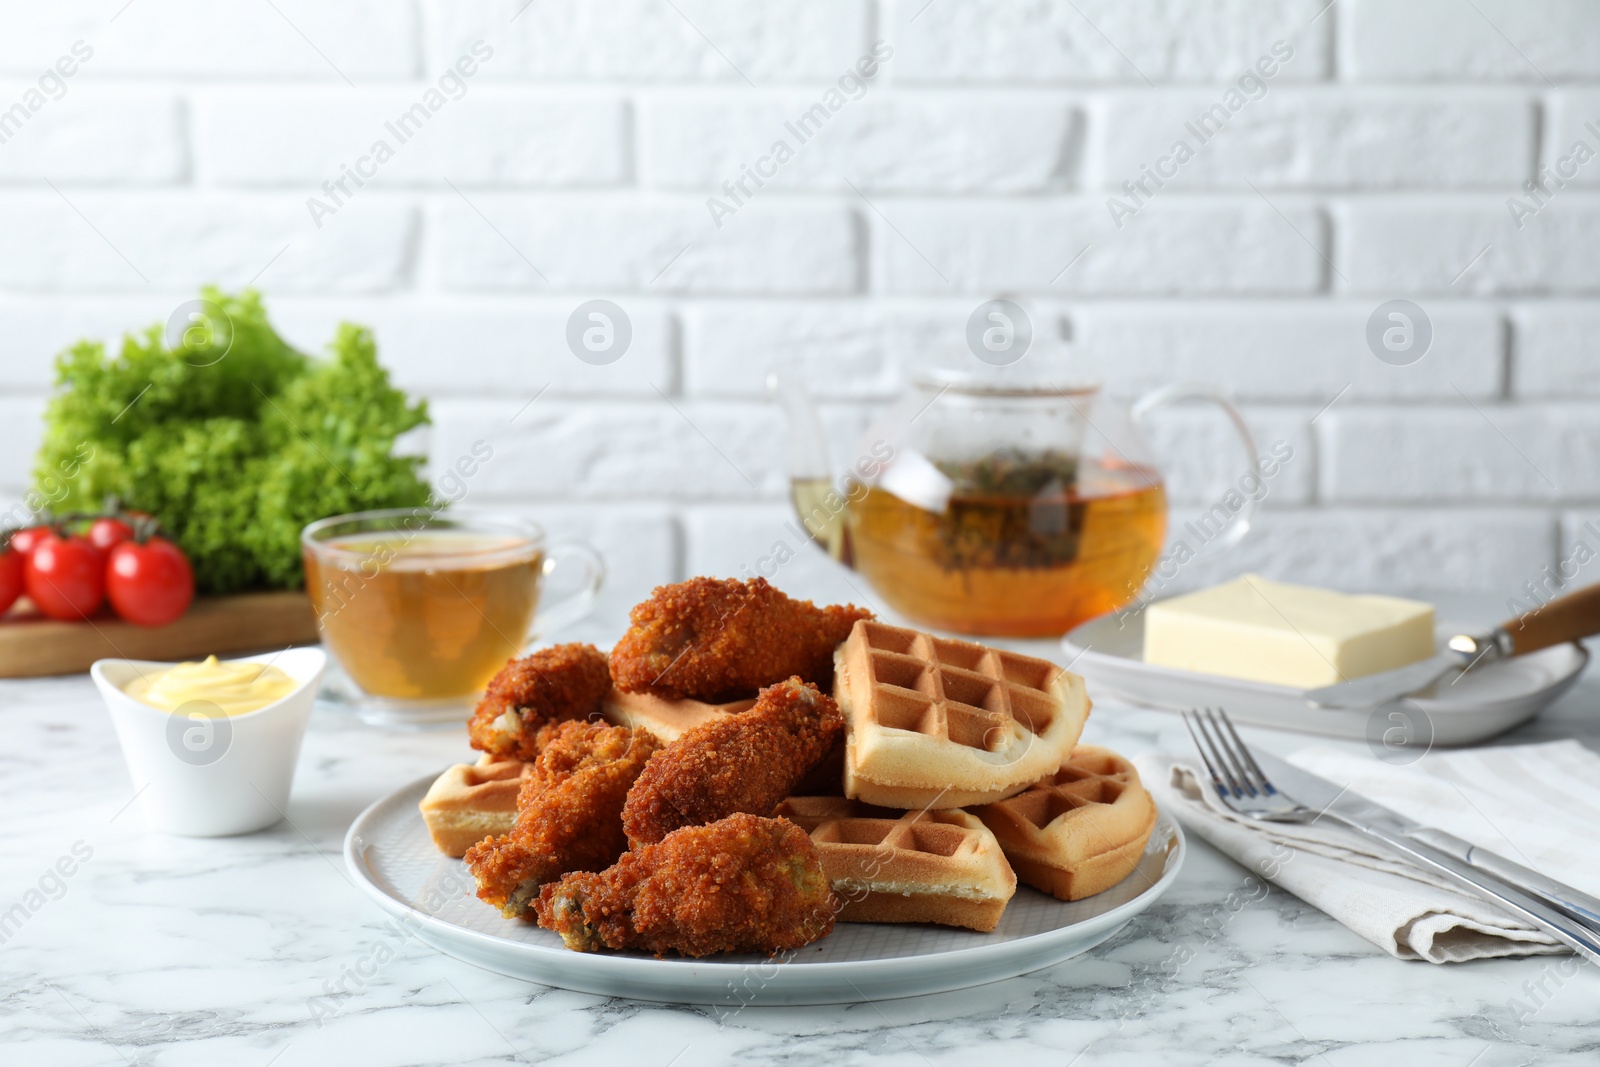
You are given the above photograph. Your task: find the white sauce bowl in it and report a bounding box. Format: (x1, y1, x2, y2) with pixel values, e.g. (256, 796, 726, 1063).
(92, 647, 326, 837)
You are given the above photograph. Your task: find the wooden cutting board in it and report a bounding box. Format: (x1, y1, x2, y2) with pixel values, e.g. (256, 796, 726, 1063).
(0, 590, 320, 678)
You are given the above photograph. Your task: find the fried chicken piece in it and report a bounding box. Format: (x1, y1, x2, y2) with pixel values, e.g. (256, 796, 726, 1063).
(465, 721, 660, 919)
(622, 677, 844, 846)
(609, 577, 871, 702)
(468, 643, 612, 760)
(535, 813, 836, 958)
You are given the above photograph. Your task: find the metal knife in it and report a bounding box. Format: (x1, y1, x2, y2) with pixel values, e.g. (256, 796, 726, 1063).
(1254, 751, 1600, 932)
(1304, 582, 1600, 709)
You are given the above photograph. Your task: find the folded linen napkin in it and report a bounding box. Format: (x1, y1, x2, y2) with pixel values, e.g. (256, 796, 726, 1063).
(1134, 740, 1600, 963)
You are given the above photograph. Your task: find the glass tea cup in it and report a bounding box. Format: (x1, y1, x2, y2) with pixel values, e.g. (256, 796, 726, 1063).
(301, 508, 603, 727)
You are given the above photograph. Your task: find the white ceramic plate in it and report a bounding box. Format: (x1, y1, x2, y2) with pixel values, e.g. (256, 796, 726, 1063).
(343, 774, 1186, 1006)
(1062, 608, 1588, 745)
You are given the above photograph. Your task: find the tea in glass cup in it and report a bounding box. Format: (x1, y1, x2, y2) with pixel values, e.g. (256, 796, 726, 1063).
(301, 509, 603, 726)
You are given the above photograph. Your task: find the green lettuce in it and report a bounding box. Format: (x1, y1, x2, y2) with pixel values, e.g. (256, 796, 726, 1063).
(34, 288, 431, 594)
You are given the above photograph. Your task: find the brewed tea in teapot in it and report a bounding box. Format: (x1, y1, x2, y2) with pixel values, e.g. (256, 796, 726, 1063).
(778, 362, 1255, 637)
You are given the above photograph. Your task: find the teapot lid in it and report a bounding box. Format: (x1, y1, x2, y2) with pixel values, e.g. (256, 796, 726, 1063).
(908, 303, 1107, 396)
(910, 360, 1101, 397)
(915, 369, 1100, 398)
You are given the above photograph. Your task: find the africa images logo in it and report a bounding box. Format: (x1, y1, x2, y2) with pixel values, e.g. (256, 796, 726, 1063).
(0, 40, 93, 148)
(1104, 40, 1294, 229)
(704, 41, 894, 228)
(305, 41, 495, 228)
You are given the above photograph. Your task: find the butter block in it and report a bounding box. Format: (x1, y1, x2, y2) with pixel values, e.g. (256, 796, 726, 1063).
(1142, 574, 1435, 689)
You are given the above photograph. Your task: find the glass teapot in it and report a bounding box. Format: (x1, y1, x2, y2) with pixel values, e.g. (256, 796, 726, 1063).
(773, 357, 1259, 637)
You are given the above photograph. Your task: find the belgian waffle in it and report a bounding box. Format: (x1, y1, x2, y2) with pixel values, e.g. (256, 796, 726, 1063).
(419, 755, 533, 857)
(971, 745, 1158, 901)
(600, 688, 755, 743)
(775, 797, 1017, 932)
(834, 620, 1089, 808)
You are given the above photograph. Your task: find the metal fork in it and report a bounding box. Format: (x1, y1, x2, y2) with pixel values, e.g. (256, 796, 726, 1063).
(1181, 706, 1600, 965)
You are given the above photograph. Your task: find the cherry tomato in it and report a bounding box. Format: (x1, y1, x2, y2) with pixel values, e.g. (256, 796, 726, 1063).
(0, 550, 22, 615)
(25, 535, 106, 621)
(88, 517, 136, 553)
(106, 538, 194, 627)
(10, 525, 56, 558)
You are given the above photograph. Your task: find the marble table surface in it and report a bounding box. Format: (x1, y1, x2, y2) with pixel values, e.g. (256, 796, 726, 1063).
(4, 618, 1598, 1066)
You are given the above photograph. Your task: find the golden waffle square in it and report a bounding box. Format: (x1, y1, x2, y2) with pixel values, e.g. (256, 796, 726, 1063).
(971, 745, 1158, 902)
(834, 620, 1089, 809)
(600, 688, 755, 743)
(418, 754, 534, 857)
(775, 797, 1017, 932)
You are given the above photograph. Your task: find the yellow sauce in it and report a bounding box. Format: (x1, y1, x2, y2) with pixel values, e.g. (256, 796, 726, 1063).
(123, 655, 298, 716)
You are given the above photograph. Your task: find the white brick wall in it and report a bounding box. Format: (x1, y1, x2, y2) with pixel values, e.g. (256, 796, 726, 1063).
(0, 86, 185, 183)
(432, 197, 861, 293)
(0, 195, 416, 292)
(195, 91, 633, 188)
(1343, 0, 1600, 83)
(1093, 92, 1536, 189)
(428, 0, 871, 83)
(1340, 198, 1600, 294)
(0, 2, 418, 79)
(889, 0, 1334, 84)
(640, 94, 1080, 192)
(0, 0, 1594, 611)
(873, 199, 1328, 295)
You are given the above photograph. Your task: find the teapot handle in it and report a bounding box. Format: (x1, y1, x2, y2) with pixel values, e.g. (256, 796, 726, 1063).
(1129, 383, 1260, 553)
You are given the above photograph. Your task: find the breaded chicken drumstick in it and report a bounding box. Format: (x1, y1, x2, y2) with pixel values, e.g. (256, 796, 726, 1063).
(465, 721, 660, 919)
(609, 577, 871, 702)
(622, 677, 844, 846)
(536, 813, 836, 958)
(468, 643, 612, 760)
